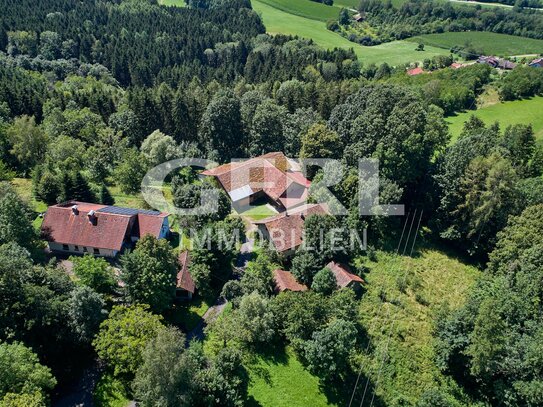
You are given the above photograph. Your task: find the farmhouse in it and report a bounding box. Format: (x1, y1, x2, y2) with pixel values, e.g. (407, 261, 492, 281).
(530, 58, 543, 68)
(326, 261, 365, 292)
(272, 269, 308, 293)
(201, 152, 311, 212)
(352, 13, 364, 22)
(477, 56, 517, 70)
(177, 251, 196, 300)
(254, 203, 329, 256)
(407, 67, 425, 76)
(477, 55, 499, 68)
(450, 62, 468, 69)
(41, 201, 169, 258)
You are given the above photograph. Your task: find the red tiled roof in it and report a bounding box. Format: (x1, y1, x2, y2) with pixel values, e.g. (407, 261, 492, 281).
(137, 213, 168, 238)
(255, 204, 329, 252)
(202, 153, 310, 208)
(41, 202, 168, 252)
(177, 251, 195, 294)
(41, 206, 132, 251)
(273, 269, 307, 292)
(326, 261, 365, 288)
(407, 67, 425, 76)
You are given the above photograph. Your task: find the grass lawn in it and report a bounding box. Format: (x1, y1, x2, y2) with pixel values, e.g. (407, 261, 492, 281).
(353, 246, 481, 405)
(108, 185, 146, 209)
(252, 0, 450, 66)
(93, 372, 130, 407)
(11, 178, 47, 213)
(11, 178, 47, 229)
(446, 95, 543, 142)
(408, 31, 543, 56)
(246, 347, 339, 407)
(236, 202, 278, 221)
(167, 294, 215, 332)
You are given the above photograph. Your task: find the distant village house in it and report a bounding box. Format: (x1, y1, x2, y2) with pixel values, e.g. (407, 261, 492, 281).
(477, 56, 517, 70)
(407, 67, 425, 76)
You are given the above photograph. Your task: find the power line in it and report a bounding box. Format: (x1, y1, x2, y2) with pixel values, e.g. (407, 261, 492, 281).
(347, 211, 413, 407)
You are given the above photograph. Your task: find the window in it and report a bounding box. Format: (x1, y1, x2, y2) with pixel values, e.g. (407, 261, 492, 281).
(94, 248, 100, 255)
(74, 245, 79, 251)
(83, 247, 88, 252)
(62, 244, 69, 251)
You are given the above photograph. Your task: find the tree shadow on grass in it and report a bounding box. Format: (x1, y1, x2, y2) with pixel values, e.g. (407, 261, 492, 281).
(323, 376, 386, 407)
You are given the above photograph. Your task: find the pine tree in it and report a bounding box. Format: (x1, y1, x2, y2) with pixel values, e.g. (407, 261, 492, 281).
(98, 184, 115, 206)
(72, 172, 96, 202)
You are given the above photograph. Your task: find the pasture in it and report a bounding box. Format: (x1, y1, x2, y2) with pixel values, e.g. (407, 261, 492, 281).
(256, 0, 340, 21)
(408, 31, 543, 56)
(252, 0, 451, 66)
(447, 96, 543, 142)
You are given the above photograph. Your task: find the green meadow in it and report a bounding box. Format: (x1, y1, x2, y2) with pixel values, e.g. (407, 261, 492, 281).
(447, 96, 543, 142)
(354, 248, 481, 405)
(256, 0, 340, 21)
(246, 347, 339, 407)
(252, 0, 451, 66)
(408, 31, 543, 56)
(158, 0, 186, 6)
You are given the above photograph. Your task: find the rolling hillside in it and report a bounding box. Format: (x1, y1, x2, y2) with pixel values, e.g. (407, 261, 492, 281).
(252, 0, 451, 66)
(408, 31, 543, 56)
(447, 96, 543, 142)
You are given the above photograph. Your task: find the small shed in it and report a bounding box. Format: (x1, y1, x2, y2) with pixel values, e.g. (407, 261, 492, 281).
(273, 269, 308, 293)
(176, 251, 195, 300)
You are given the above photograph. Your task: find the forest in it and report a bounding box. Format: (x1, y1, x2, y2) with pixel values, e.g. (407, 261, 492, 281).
(0, 0, 543, 406)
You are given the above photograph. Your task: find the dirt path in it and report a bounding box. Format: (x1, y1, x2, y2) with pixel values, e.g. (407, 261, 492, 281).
(186, 298, 228, 342)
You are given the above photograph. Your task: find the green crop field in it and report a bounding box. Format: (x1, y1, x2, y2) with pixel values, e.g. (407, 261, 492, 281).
(408, 31, 543, 56)
(256, 0, 340, 21)
(447, 96, 543, 142)
(253, 0, 451, 66)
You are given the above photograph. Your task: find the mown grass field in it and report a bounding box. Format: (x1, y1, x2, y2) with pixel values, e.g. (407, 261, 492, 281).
(353, 247, 481, 405)
(408, 31, 543, 56)
(252, 0, 451, 66)
(447, 95, 543, 142)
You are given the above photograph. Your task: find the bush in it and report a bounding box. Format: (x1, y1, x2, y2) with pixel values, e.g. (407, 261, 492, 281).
(311, 267, 337, 295)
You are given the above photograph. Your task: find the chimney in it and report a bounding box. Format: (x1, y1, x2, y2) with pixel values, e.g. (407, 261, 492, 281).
(71, 205, 79, 215)
(88, 210, 97, 225)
